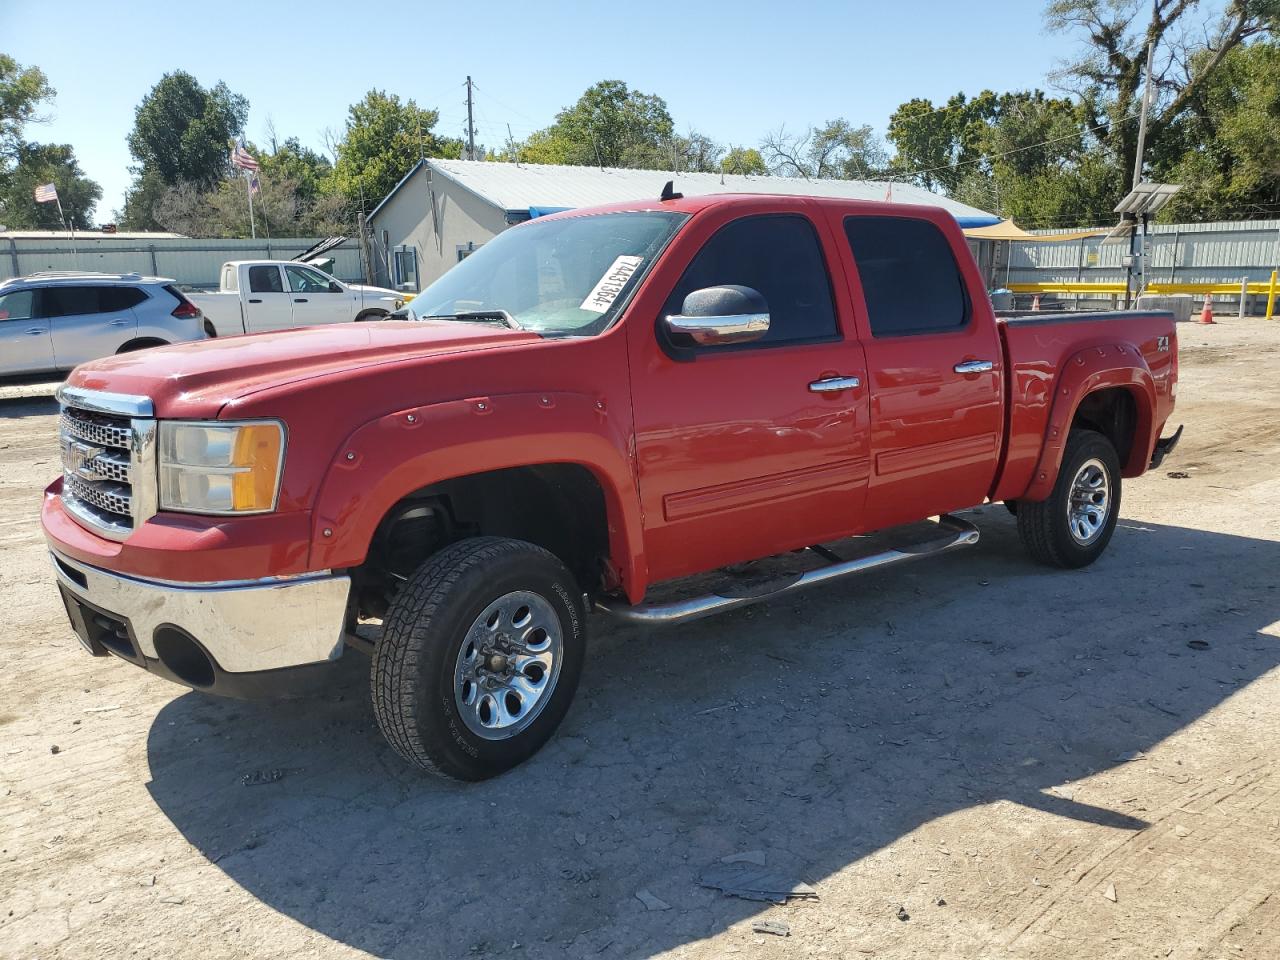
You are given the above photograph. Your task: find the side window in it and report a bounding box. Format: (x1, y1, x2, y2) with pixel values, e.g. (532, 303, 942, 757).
(248, 266, 284, 293)
(844, 216, 969, 337)
(42, 286, 103, 317)
(0, 289, 36, 321)
(663, 214, 837, 347)
(100, 287, 147, 311)
(285, 265, 334, 294)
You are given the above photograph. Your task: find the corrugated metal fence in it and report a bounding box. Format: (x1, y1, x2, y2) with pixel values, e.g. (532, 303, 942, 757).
(1, 235, 365, 289)
(1007, 219, 1280, 288)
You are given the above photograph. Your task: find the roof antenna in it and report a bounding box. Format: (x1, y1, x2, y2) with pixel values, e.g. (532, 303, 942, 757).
(660, 180, 683, 201)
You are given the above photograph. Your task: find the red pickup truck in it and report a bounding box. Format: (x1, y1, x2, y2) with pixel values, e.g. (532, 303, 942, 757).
(43, 192, 1181, 780)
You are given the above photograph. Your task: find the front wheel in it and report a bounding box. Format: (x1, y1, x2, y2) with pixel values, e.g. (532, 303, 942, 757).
(371, 537, 586, 780)
(1014, 429, 1121, 568)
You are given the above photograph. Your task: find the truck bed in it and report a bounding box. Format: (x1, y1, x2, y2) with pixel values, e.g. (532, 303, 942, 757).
(993, 309, 1178, 502)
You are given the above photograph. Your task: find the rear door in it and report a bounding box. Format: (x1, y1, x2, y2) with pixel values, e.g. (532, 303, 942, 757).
(47, 284, 140, 368)
(831, 212, 1004, 529)
(0, 287, 55, 375)
(243, 265, 295, 331)
(284, 264, 353, 325)
(628, 203, 871, 583)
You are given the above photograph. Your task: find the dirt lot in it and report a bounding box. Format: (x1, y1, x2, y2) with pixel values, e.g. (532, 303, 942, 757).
(2, 319, 1279, 960)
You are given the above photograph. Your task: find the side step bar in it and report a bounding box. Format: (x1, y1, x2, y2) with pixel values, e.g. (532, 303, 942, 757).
(595, 514, 980, 626)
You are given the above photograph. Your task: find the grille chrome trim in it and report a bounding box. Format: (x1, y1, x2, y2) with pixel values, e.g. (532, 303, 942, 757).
(57, 389, 157, 542)
(56, 385, 153, 418)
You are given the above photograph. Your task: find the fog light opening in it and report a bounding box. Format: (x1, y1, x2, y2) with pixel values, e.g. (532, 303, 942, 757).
(153, 626, 215, 689)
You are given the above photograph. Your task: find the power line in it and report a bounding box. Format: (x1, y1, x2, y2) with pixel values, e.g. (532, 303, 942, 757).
(890, 112, 1141, 182)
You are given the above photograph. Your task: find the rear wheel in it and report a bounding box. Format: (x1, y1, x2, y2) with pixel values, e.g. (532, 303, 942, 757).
(1015, 429, 1121, 568)
(371, 536, 586, 780)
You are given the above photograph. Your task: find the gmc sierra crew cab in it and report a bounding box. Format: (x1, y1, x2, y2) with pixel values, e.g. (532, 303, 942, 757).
(43, 192, 1181, 780)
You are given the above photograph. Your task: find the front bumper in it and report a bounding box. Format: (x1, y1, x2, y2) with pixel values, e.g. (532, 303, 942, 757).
(50, 549, 352, 699)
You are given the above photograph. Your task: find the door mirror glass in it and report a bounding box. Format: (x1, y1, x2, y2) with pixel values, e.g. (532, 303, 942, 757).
(664, 284, 770, 346)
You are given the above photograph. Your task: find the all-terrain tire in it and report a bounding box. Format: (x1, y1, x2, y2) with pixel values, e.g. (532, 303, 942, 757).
(371, 536, 586, 780)
(1015, 428, 1122, 569)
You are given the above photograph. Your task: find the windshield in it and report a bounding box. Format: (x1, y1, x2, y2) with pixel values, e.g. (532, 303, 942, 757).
(408, 211, 686, 335)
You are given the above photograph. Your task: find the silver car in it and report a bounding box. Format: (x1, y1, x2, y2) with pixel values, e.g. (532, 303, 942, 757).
(0, 272, 209, 378)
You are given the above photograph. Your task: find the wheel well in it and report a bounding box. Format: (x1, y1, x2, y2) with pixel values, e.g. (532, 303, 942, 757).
(1072, 387, 1136, 464)
(353, 464, 610, 618)
(203, 320, 218, 337)
(116, 338, 169, 354)
(355, 309, 388, 322)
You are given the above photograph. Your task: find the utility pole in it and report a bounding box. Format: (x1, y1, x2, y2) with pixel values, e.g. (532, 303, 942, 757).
(1126, 0, 1159, 307)
(465, 76, 477, 161)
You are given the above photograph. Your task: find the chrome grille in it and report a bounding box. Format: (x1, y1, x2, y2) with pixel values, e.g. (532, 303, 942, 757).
(59, 411, 131, 449)
(63, 473, 132, 516)
(56, 387, 156, 542)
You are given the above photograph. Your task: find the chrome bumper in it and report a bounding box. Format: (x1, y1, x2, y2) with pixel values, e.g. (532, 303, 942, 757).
(50, 550, 351, 674)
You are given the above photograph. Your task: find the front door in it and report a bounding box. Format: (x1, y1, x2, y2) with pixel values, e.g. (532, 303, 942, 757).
(833, 212, 1004, 529)
(284, 264, 353, 325)
(245, 265, 296, 331)
(47, 284, 140, 368)
(0, 288, 54, 376)
(629, 204, 871, 584)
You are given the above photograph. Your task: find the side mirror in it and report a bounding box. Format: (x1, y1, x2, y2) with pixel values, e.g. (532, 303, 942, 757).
(329, 281, 343, 293)
(664, 285, 769, 346)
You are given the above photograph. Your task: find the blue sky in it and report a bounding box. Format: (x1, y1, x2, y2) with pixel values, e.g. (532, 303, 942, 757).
(1, 0, 1077, 221)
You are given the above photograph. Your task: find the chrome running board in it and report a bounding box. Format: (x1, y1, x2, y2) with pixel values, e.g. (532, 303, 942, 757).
(595, 514, 980, 626)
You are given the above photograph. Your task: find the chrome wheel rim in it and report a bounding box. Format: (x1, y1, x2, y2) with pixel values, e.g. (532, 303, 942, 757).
(1067, 457, 1110, 545)
(453, 591, 563, 741)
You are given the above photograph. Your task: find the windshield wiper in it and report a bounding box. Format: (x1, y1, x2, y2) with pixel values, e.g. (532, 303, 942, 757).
(420, 310, 522, 330)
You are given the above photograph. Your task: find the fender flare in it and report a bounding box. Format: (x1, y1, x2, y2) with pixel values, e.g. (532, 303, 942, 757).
(1020, 343, 1157, 502)
(307, 390, 648, 601)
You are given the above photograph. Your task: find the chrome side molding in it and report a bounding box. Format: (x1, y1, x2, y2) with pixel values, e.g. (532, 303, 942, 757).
(595, 514, 980, 625)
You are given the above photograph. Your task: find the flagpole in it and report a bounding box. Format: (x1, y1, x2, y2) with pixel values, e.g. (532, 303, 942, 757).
(245, 169, 256, 240)
(54, 195, 78, 259)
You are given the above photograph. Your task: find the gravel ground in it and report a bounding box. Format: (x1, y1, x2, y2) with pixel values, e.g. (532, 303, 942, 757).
(2, 319, 1279, 960)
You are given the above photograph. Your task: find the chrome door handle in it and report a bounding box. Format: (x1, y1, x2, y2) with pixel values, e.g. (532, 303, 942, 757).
(808, 376, 861, 393)
(27, 327, 44, 335)
(954, 360, 994, 374)
(108, 318, 129, 326)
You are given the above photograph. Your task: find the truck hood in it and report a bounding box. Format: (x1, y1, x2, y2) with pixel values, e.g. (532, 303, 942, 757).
(349, 283, 402, 300)
(66, 320, 540, 418)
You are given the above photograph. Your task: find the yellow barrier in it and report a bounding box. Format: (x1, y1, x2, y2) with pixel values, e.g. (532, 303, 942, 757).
(1007, 282, 1127, 295)
(1009, 279, 1279, 309)
(1267, 270, 1277, 320)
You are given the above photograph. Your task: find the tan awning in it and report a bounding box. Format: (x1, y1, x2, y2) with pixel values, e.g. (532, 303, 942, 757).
(963, 220, 1107, 242)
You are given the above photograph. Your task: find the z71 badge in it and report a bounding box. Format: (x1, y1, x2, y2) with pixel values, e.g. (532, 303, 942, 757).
(1157, 335, 1170, 352)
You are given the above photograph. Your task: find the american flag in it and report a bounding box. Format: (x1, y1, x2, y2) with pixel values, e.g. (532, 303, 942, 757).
(231, 140, 259, 172)
(249, 174, 260, 196)
(34, 183, 58, 203)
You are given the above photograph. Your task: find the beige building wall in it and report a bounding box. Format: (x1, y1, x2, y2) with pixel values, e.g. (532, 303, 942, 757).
(370, 164, 512, 291)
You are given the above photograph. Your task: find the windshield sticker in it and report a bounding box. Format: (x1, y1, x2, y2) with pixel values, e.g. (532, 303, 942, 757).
(579, 255, 644, 313)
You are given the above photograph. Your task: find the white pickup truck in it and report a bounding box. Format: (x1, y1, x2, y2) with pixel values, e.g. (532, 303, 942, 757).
(189, 261, 404, 336)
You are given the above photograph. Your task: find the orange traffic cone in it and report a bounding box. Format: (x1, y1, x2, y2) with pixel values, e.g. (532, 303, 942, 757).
(1198, 298, 1216, 324)
(1031, 294, 1041, 312)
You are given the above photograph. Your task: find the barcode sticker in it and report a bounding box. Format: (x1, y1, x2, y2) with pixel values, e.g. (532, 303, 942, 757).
(579, 255, 644, 313)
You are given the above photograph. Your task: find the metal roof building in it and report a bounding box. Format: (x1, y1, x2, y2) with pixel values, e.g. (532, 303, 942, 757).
(366, 159, 1000, 290)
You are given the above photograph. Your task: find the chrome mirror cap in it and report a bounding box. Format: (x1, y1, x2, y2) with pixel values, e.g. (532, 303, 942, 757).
(664, 312, 770, 346)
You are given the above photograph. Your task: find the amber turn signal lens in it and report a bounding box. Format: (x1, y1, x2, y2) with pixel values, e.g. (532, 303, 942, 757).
(231, 423, 284, 511)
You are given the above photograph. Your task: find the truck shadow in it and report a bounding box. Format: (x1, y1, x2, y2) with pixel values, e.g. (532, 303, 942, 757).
(143, 508, 1280, 958)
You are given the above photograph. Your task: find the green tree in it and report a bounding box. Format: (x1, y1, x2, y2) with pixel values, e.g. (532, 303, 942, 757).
(887, 92, 998, 192)
(257, 136, 332, 208)
(520, 80, 677, 168)
(721, 145, 768, 175)
(327, 90, 461, 209)
(1155, 40, 1280, 218)
(1046, 0, 1278, 185)
(762, 119, 890, 179)
(0, 141, 101, 229)
(0, 53, 54, 161)
(121, 71, 248, 228)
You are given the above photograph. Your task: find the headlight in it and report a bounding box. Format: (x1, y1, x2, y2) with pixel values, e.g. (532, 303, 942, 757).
(158, 421, 285, 514)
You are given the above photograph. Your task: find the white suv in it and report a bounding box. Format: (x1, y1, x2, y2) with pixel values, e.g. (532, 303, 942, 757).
(0, 272, 208, 378)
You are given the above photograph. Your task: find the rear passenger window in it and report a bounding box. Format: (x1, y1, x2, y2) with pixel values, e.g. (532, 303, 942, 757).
(843, 216, 969, 337)
(664, 214, 837, 347)
(100, 287, 147, 311)
(248, 266, 283, 293)
(42, 286, 103, 317)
